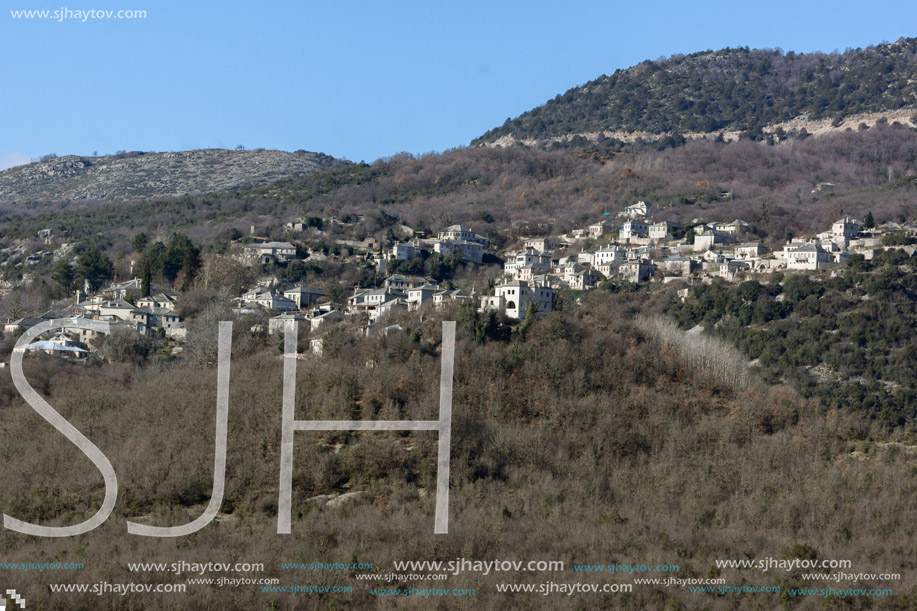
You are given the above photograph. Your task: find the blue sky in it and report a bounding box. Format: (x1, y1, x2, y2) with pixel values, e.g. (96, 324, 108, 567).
(1, 0, 915, 168)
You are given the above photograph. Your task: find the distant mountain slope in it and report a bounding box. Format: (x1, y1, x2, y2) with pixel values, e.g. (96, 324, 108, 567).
(474, 38, 917, 145)
(0, 148, 347, 203)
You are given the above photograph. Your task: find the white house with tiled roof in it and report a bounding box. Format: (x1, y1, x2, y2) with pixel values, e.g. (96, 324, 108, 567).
(433, 288, 474, 309)
(784, 242, 836, 270)
(648, 221, 682, 242)
(831, 217, 860, 244)
(283, 286, 327, 309)
(493, 280, 552, 319)
(407, 284, 438, 311)
(594, 246, 627, 266)
(619, 219, 649, 241)
(588, 220, 613, 237)
(714, 219, 749, 235)
(736, 242, 768, 258)
(390, 241, 421, 261)
(136, 292, 176, 311)
(241, 288, 298, 312)
(242, 241, 296, 264)
(618, 201, 651, 218)
(437, 225, 489, 247)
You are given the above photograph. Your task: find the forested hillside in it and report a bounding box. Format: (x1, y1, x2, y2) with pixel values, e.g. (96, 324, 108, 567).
(475, 38, 917, 144)
(3, 290, 916, 609)
(667, 251, 917, 427)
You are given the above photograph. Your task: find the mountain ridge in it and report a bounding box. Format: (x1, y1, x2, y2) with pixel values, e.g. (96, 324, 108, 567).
(474, 38, 917, 146)
(0, 148, 348, 203)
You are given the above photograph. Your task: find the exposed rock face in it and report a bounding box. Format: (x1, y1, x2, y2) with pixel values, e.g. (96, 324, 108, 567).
(0, 148, 348, 202)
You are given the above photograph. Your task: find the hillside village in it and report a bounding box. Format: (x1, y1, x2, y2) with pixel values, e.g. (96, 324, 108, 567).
(2, 198, 914, 361)
(6, 32, 917, 610)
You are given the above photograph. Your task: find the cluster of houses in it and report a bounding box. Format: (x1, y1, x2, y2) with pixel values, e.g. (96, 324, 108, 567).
(4, 278, 186, 359)
(4, 202, 912, 361)
(382, 224, 489, 266)
(496, 204, 898, 292)
(380, 226, 555, 319)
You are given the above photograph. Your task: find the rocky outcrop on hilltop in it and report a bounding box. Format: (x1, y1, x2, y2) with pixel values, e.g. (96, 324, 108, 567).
(0, 148, 348, 202)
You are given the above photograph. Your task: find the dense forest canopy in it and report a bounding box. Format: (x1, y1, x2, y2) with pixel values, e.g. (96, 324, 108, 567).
(475, 38, 917, 143)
